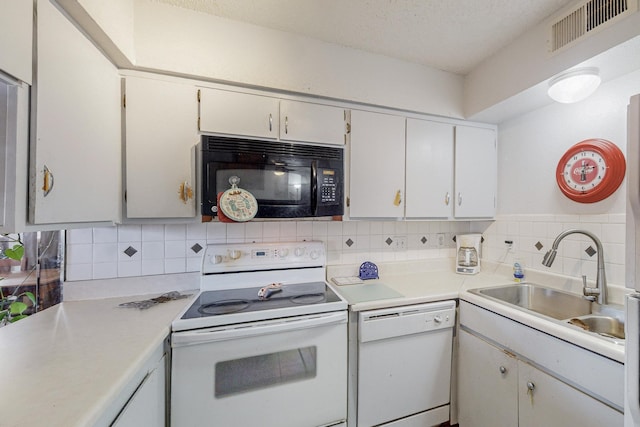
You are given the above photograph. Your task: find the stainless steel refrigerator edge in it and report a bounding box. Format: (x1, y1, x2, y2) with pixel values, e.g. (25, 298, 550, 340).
(625, 93, 640, 427)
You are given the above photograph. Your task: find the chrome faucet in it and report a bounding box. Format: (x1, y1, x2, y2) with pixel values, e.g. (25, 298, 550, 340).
(541, 229, 607, 305)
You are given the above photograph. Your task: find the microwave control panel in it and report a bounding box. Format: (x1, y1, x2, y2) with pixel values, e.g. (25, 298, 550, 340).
(319, 168, 338, 205)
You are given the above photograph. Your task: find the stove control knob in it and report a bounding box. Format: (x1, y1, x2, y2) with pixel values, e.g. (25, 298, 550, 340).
(278, 248, 289, 258)
(294, 247, 306, 257)
(212, 255, 223, 264)
(309, 249, 320, 260)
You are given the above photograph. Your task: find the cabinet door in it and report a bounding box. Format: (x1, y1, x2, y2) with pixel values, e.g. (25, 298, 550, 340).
(454, 126, 497, 218)
(31, 0, 120, 224)
(199, 88, 279, 139)
(405, 119, 454, 218)
(0, 0, 32, 84)
(518, 361, 622, 427)
(279, 100, 345, 145)
(123, 76, 198, 218)
(349, 110, 405, 218)
(112, 355, 166, 427)
(458, 329, 518, 427)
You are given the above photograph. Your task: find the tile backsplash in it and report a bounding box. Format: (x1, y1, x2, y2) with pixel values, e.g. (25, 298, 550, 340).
(66, 213, 626, 287)
(65, 221, 469, 281)
(478, 213, 626, 287)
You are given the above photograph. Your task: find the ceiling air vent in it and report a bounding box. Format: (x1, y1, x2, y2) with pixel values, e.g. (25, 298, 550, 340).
(549, 0, 637, 52)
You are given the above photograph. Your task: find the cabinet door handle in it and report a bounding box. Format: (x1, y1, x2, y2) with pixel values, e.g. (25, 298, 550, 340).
(179, 181, 193, 204)
(42, 165, 54, 197)
(457, 192, 463, 206)
(445, 192, 450, 206)
(526, 382, 535, 393)
(269, 113, 273, 132)
(499, 366, 507, 374)
(393, 190, 402, 206)
(285, 116, 289, 134)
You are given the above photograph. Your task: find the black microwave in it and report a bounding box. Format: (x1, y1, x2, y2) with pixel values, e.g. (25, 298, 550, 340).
(201, 135, 344, 219)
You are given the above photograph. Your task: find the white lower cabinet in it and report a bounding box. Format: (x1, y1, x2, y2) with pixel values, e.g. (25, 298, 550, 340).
(517, 359, 621, 427)
(122, 75, 198, 219)
(110, 354, 166, 427)
(459, 329, 621, 427)
(458, 301, 623, 427)
(458, 329, 518, 426)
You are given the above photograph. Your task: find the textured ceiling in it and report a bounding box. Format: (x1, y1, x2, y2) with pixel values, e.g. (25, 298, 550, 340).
(154, 0, 577, 75)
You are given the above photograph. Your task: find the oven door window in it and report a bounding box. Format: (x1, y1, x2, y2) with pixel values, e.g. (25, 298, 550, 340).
(215, 166, 311, 205)
(215, 346, 317, 397)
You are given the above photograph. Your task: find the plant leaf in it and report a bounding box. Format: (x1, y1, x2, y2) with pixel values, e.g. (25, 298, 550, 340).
(23, 291, 36, 305)
(3, 244, 24, 261)
(9, 301, 27, 315)
(9, 314, 28, 322)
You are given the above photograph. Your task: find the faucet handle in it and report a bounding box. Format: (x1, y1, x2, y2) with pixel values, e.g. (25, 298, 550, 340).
(582, 275, 600, 300)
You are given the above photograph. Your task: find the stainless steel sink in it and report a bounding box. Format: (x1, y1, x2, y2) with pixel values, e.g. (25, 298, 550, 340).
(567, 315, 625, 339)
(469, 283, 625, 341)
(473, 283, 593, 320)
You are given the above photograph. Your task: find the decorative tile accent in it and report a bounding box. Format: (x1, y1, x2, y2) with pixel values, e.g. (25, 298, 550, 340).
(123, 246, 138, 257)
(585, 246, 597, 257)
(345, 238, 354, 247)
(191, 243, 203, 254)
(535, 241, 543, 251)
(421, 236, 427, 244)
(385, 237, 393, 246)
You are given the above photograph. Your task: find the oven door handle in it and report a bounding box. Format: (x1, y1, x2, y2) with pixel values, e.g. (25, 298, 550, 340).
(172, 311, 347, 347)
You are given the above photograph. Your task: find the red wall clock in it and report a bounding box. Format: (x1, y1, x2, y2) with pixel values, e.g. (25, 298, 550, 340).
(556, 138, 626, 203)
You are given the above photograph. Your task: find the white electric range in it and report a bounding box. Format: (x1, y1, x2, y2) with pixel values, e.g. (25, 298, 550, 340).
(171, 241, 348, 427)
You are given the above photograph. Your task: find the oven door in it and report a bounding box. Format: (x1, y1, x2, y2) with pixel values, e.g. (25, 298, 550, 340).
(171, 311, 348, 427)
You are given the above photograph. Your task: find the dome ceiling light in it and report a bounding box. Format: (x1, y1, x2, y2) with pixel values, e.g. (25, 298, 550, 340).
(547, 67, 601, 103)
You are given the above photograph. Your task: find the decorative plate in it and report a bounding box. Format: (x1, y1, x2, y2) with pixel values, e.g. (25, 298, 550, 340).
(218, 176, 258, 222)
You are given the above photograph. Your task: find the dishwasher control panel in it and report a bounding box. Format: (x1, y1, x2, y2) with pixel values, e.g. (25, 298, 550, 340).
(359, 300, 456, 343)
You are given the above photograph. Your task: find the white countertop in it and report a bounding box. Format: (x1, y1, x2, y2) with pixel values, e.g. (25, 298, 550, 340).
(328, 259, 627, 363)
(0, 291, 196, 427)
(0, 259, 628, 427)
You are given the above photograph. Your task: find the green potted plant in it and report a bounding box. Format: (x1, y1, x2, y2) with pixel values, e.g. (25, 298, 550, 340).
(0, 234, 35, 325)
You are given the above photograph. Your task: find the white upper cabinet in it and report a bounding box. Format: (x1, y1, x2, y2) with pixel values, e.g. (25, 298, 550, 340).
(405, 119, 454, 218)
(30, 0, 120, 225)
(349, 110, 406, 219)
(454, 126, 497, 218)
(198, 88, 279, 139)
(279, 100, 346, 145)
(123, 75, 198, 219)
(0, 0, 32, 83)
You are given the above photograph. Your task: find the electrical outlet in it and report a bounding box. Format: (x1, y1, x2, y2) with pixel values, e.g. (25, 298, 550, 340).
(505, 240, 515, 252)
(393, 235, 407, 251)
(437, 233, 445, 247)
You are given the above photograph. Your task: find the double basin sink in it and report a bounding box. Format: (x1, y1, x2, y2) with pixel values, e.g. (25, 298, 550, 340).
(469, 283, 625, 341)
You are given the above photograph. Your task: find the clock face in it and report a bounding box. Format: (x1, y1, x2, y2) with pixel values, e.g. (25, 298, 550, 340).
(556, 139, 625, 203)
(562, 150, 606, 191)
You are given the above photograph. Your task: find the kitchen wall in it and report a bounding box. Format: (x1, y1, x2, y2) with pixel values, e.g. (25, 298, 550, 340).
(477, 67, 640, 287)
(65, 221, 469, 282)
(65, 67, 640, 292)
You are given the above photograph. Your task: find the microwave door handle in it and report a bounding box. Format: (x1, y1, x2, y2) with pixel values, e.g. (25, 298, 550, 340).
(311, 161, 318, 215)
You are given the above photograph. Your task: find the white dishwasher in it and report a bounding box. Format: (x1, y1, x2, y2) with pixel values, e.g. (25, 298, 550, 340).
(357, 300, 456, 427)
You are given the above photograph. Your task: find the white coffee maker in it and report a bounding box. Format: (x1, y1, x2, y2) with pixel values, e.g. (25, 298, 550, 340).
(456, 233, 482, 275)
